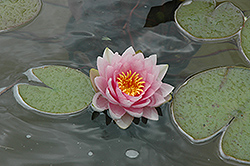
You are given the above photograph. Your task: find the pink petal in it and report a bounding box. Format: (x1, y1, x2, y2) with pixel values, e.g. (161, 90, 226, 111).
(144, 73, 155, 86)
(145, 54, 157, 65)
(136, 73, 154, 97)
(151, 65, 160, 80)
(143, 55, 157, 74)
(112, 68, 119, 80)
(119, 62, 131, 74)
(132, 52, 144, 62)
(107, 78, 117, 99)
(92, 92, 109, 112)
(108, 103, 126, 119)
(114, 113, 134, 129)
(157, 64, 169, 81)
(105, 66, 115, 80)
(148, 92, 166, 107)
(125, 94, 142, 104)
(126, 95, 142, 104)
(111, 52, 122, 66)
(103, 47, 115, 64)
(95, 76, 108, 95)
(124, 107, 143, 118)
(129, 59, 144, 72)
(125, 52, 144, 65)
(142, 80, 162, 100)
(122, 46, 135, 57)
(132, 99, 151, 108)
(142, 107, 159, 121)
(106, 88, 119, 104)
(97, 57, 109, 77)
(116, 87, 134, 107)
(157, 83, 174, 97)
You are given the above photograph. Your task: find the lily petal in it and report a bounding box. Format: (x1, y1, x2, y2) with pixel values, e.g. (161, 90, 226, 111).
(103, 47, 115, 64)
(95, 76, 108, 95)
(89, 68, 99, 92)
(124, 107, 143, 118)
(157, 83, 174, 97)
(114, 113, 134, 129)
(92, 92, 109, 112)
(122, 46, 135, 57)
(145, 54, 157, 66)
(116, 87, 134, 107)
(133, 52, 144, 61)
(97, 57, 109, 77)
(108, 103, 126, 119)
(106, 88, 119, 104)
(129, 59, 144, 72)
(105, 65, 115, 80)
(142, 107, 159, 121)
(143, 80, 162, 100)
(148, 92, 166, 107)
(132, 99, 151, 108)
(157, 64, 169, 81)
(107, 78, 117, 99)
(111, 52, 122, 66)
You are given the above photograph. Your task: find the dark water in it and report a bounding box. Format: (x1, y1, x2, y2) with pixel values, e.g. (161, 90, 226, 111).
(0, 0, 250, 165)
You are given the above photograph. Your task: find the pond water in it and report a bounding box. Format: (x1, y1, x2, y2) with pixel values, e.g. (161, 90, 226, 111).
(0, 0, 250, 165)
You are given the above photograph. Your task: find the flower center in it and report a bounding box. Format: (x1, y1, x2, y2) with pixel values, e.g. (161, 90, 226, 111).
(117, 70, 145, 96)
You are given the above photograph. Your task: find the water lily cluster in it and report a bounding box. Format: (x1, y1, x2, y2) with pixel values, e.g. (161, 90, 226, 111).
(90, 46, 174, 129)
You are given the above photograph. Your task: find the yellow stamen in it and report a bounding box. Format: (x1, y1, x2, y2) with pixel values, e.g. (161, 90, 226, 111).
(117, 70, 145, 96)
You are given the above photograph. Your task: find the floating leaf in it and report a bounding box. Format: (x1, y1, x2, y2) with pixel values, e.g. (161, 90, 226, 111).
(175, 0, 244, 41)
(171, 66, 250, 163)
(0, 0, 42, 32)
(13, 65, 95, 115)
(144, 0, 184, 27)
(240, 16, 250, 62)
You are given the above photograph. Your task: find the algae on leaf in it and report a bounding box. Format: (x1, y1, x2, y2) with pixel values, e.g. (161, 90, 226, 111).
(240, 17, 250, 62)
(14, 65, 95, 115)
(175, 0, 244, 41)
(172, 66, 250, 164)
(0, 0, 42, 32)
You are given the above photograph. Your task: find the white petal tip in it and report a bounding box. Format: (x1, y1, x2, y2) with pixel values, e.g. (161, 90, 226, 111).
(91, 103, 105, 112)
(103, 47, 114, 63)
(114, 114, 134, 129)
(157, 64, 169, 81)
(142, 107, 159, 121)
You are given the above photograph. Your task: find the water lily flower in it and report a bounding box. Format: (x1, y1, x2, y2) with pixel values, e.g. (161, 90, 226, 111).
(90, 46, 174, 129)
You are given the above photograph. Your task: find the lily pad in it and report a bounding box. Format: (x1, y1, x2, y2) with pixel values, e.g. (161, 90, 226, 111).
(171, 66, 250, 163)
(175, 0, 244, 41)
(13, 65, 94, 115)
(0, 0, 42, 33)
(240, 17, 250, 62)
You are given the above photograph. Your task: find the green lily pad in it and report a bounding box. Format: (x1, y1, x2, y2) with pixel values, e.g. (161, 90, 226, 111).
(0, 0, 42, 33)
(13, 65, 94, 115)
(171, 66, 250, 164)
(240, 17, 250, 62)
(175, 0, 244, 41)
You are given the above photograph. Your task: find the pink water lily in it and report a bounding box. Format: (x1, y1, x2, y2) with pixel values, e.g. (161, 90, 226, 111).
(90, 46, 174, 129)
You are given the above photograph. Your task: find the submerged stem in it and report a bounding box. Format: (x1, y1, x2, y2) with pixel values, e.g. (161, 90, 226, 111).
(0, 78, 22, 96)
